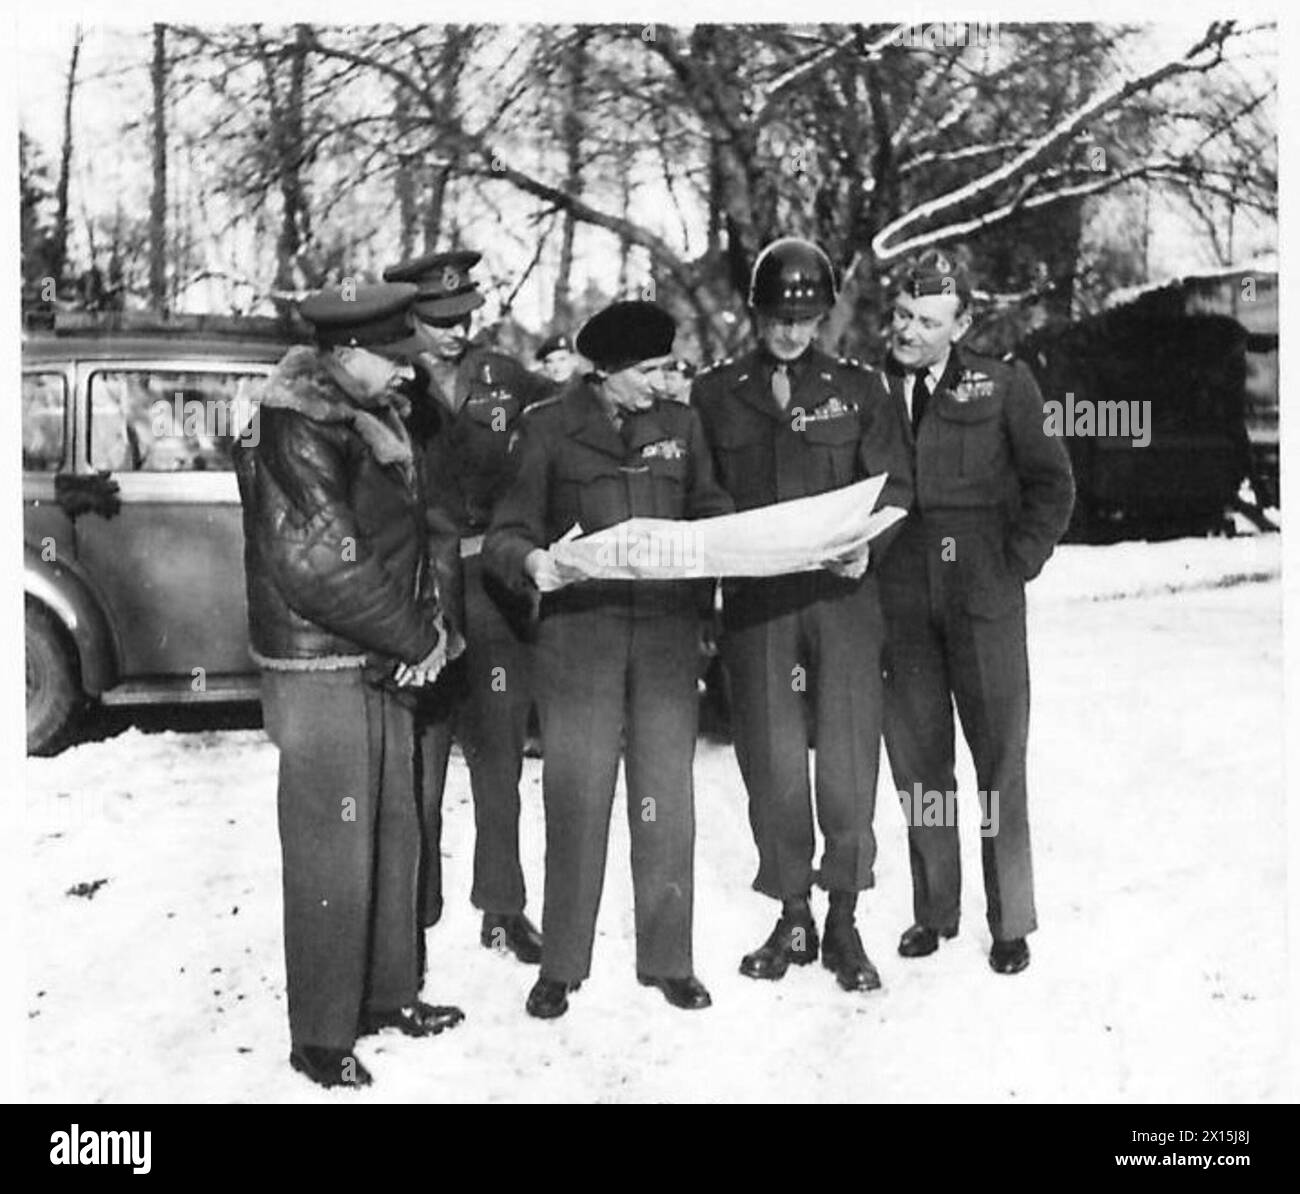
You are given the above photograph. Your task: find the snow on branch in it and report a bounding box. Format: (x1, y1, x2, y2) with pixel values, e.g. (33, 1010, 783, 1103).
(871, 21, 1240, 261)
(898, 139, 1029, 176)
(876, 163, 1174, 261)
(753, 27, 893, 125)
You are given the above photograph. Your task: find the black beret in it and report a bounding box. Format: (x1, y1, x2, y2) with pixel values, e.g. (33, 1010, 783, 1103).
(383, 249, 485, 322)
(576, 301, 676, 373)
(298, 282, 420, 353)
(535, 332, 575, 361)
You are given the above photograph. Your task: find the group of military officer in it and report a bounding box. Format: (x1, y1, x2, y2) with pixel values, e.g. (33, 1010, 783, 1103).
(238, 234, 1074, 1089)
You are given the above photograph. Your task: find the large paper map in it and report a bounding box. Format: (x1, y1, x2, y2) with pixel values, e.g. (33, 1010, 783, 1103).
(541, 475, 905, 589)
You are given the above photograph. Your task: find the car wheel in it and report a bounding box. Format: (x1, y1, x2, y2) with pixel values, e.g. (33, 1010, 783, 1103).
(26, 601, 82, 756)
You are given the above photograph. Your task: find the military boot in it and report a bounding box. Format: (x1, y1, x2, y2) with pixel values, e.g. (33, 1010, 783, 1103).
(823, 914, 882, 992)
(739, 911, 819, 980)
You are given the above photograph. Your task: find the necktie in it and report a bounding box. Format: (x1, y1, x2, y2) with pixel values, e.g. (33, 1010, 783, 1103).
(911, 369, 931, 434)
(771, 363, 791, 410)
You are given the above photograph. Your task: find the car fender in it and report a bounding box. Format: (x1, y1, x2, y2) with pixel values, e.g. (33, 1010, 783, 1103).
(24, 544, 120, 696)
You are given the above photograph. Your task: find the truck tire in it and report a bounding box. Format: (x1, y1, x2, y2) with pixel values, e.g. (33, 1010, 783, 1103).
(26, 601, 82, 756)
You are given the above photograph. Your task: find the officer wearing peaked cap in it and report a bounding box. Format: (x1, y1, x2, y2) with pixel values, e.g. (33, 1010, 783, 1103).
(297, 282, 418, 345)
(236, 281, 466, 1089)
(485, 300, 734, 1020)
(690, 237, 913, 995)
(877, 247, 1073, 976)
(383, 248, 555, 966)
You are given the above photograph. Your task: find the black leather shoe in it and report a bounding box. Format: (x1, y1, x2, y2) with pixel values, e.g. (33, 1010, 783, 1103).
(358, 1001, 465, 1038)
(739, 915, 820, 980)
(289, 1045, 372, 1089)
(638, 973, 713, 1010)
(822, 917, 882, 992)
(481, 912, 544, 964)
(897, 923, 959, 958)
(989, 937, 1030, 975)
(526, 976, 575, 1019)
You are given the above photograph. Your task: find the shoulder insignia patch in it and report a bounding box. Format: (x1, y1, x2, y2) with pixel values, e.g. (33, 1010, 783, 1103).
(521, 394, 562, 418)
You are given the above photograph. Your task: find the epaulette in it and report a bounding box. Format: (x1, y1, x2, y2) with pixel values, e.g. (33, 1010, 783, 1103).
(697, 356, 735, 376)
(837, 355, 876, 373)
(520, 394, 562, 418)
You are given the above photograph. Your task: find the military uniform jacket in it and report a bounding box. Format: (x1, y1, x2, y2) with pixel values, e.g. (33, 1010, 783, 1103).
(878, 346, 1074, 584)
(690, 345, 913, 563)
(485, 380, 734, 617)
(416, 345, 557, 537)
(404, 345, 555, 636)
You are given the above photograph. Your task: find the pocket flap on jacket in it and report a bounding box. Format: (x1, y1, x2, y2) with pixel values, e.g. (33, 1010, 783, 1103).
(799, 413, 859, 444)
(933, 393, 999, 424)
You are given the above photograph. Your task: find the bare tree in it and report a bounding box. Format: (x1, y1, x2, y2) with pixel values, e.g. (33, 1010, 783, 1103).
(552, 27, 592, 324)
(41, 20, 1274, 349)
(149, 24, 169, 311)
(51, 25, 84, 290)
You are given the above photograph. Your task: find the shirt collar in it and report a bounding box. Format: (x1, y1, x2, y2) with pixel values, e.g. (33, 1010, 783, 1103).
(922, 349, 951, 385)
(760, 347, 812, 378)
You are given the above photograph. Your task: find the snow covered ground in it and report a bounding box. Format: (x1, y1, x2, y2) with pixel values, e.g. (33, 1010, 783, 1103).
(21, 534, 1287, 1103)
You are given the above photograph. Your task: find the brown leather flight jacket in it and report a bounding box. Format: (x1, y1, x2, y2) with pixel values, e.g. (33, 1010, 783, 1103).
(235, 347, 443, 671)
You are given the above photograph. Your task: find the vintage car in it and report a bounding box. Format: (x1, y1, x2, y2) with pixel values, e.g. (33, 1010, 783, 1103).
(22, 314, 295, 754)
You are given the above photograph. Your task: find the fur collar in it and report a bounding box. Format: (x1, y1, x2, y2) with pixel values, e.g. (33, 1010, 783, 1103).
(264, 346, 412, 467)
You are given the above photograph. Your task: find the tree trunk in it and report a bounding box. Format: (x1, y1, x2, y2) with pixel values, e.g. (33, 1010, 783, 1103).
(51, 25, 83, 291)
(270, 24, 311, 293)
(552, 29, 590, 325)
(424, 166, 450, 251)
(149, 24, 168, 312)
(394, 86, 419, 260)
(419, 28, 476, 252)
(616, 160, 632, 293)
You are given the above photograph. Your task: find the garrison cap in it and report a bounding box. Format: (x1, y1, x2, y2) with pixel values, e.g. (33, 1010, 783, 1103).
(383, 249, 486, 322)
(298, 282, 422, 356)
(576, 301, 676, 374)
(535, 332, 575, 362)
(895, 247, 974, 308)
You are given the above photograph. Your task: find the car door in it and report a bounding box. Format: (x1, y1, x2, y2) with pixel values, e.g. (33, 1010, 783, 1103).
(73, 357, 269, 687)
(23, 366, 76, 558)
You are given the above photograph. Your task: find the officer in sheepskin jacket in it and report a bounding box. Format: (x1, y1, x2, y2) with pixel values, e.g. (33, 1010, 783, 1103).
(235, 282, 466, 1090)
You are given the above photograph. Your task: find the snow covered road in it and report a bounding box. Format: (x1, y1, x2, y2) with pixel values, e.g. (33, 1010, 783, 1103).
(21, 539, 1286, 1103)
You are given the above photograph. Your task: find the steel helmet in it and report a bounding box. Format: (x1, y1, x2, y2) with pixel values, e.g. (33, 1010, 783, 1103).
(748, 237, 837, 319)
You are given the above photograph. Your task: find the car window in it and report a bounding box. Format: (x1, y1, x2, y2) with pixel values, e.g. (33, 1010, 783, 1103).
(88, 369, 267, 472)
(22, 372, 66, 472)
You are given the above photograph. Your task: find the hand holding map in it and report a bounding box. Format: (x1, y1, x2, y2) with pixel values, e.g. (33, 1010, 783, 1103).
(539, 475, 905, 588)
